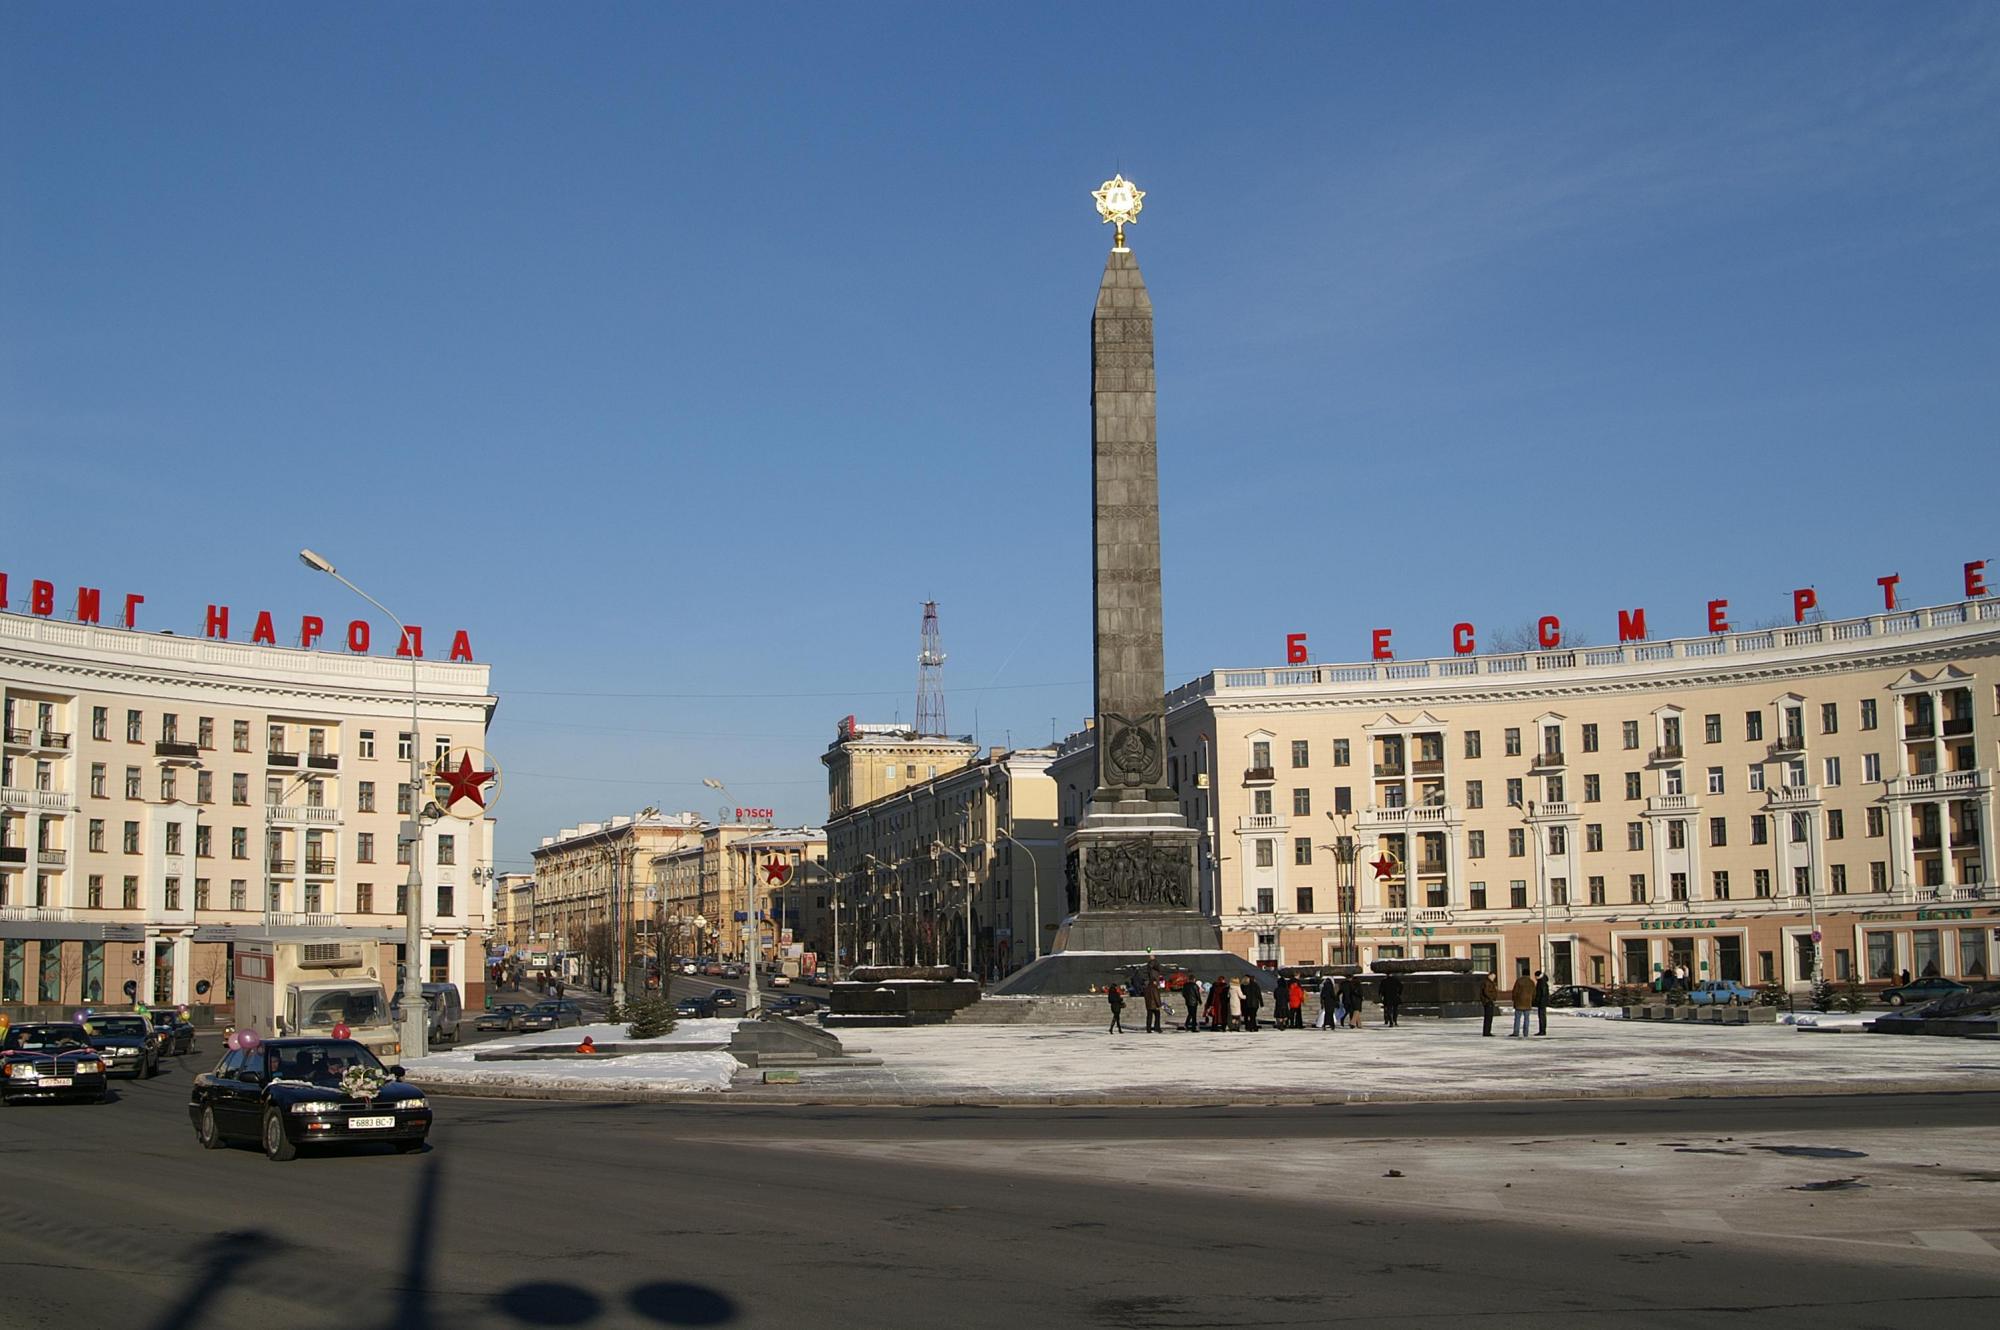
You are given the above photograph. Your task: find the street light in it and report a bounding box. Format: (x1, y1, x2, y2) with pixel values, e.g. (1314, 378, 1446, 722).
(932, 841, 972, 974)
(299, 548, 428, 1060)
(993, 824, 1041, 973)
(702, 778, 758, 1016)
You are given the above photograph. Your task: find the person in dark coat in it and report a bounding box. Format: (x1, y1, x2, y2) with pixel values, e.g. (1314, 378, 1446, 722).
(1106, 984, 1125, 1034)
(1379, 972, 1404, 1028)
(1340, 976, 1364, 1029)
(1180, 975, 1202, 1031)
(1142, 974, 1164, 1033)
(1533, 970, 1551, 1036)
(1480, 973, 1501, 1036)
(1205, 976, 1227, 1032)
(1241, 975, 1263, 1032)
(1319, 975, 1338, 1030)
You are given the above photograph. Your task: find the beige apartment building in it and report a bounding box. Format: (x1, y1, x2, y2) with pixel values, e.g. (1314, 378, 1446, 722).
(0, 605, 497, 1013)
(823, 718, 978, 816)
(1048, 597, 2000, 991)
(823, 745, 1064, 977)
(650, 822, 821, 964)
(530, 812, 702, 986)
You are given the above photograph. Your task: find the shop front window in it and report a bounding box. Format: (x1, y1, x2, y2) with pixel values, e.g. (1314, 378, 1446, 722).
(1715, 935, 1743, 983)
(1912, 929, 1940, 978)
(1960, 930, 1989, 980)
(1867, 931, 1895, 980)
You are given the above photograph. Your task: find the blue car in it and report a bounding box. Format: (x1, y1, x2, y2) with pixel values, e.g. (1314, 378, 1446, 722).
(1686, 979, 1758, 1006)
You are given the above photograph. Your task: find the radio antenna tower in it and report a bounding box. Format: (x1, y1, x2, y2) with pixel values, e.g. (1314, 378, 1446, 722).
(915, 600, 948, 736)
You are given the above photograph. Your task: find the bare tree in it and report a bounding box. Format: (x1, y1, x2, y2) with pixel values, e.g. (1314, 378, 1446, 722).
(1483, 621, 1592, 653)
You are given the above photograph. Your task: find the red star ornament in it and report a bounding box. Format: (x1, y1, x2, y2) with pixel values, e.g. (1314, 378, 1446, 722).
(762, 859, 792, 886)
(1370, 854, 1399, 881)
(436, 752, 496, 810)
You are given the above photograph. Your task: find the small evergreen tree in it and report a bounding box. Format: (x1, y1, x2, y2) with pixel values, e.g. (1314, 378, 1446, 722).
(1838, 977, 1866, 1013)
(625, 994, 677, 1040)
(1809, 977, 1836, 1013)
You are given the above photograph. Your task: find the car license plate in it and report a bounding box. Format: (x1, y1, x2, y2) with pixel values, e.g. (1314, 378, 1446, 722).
(44, 1077, 73, 1087)
(349, 1115, 395, 1129)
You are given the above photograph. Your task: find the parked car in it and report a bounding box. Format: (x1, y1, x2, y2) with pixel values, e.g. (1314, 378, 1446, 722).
(518, 1000, 585, 1031)
(392, 983, 464, 1044)
(1548, 985, 1609, 1008)
(1881, 976, 1967, 1007)
(80, 1014, 162, 1079)
(702, 963, 725, 977)
(679, 962, 698, 975)
(707, 988, 740, 1009)
(2, 1023, 111, 1105)
(188, 1037, 431, 1161)
(475, 1002, 530, 1033)
(1686, 979, 1759, 1006)
(148, 1009, 197, 1055)
(673, 996, 717, 1019)
(767, 973, 792, 988)
(721, 964, 743, 980)
(765, 995, 822, 1018)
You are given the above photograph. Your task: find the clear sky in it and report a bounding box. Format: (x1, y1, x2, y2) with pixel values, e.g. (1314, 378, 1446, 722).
(5, 3, 1996, 877)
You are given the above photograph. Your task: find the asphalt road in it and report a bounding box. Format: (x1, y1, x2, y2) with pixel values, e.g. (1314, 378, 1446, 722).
(5, 1042, 1999, 1330)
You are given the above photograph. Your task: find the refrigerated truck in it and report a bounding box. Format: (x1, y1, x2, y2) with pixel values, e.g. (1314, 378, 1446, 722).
(233, 938, 402, 1061)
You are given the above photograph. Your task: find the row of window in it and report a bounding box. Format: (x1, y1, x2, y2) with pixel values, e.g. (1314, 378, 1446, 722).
(54, 821, 456, 865)
(0, 874, 455, 916)
(55, 706, 448, 760)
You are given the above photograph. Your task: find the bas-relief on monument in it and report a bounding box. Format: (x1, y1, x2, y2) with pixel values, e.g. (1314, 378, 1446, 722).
(991, 178, 1267, 995)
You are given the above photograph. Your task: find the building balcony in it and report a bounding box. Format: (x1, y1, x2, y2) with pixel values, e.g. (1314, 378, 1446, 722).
(3, 727, 29, 746)
(304, 857, 337, 875)
(267, 858, 297, 875)
(1374, 761, 1406, 778)
(1904, 721, 1936, 740)
(1237, 814, 1287, 832)
(1649, 744, 1684, 766)
(1943, 717, 1974, 737)
(0, 906, 73, 923)
(1770, 735, 1806, 755)
(1529, 749, 1566, 770)
(155, 739, 201, 761)
(265, 749, 299, 768)
(263, 911, 341, 930)
(1912, 834, 1942, 852)
(0, 846, 24, 864)
(1529, 801, 1576, 819)
(31, 730, 70, 751)
(36, 848, 66, 866)
(1887, 769, 1990, 799)
(1411, 757, 1445, 776)
(1242, 767, 1275, 785)
(0, 787, 75, 815)
(1646, 793, 1696, 814)
(1361, 803, 1454, 827)
(1952, 826, 1981, 848)
(1415, 860, 1447, 876)
(306, 753, 339, 771)
(265, 804, 342, 826)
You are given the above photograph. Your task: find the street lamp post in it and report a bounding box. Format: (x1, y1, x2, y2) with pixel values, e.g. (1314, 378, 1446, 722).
(299, 548, 429, 1061)
(701, 778, 758, 1015)
(993, 825, 1041, 973)
(932, 841, 972, 974)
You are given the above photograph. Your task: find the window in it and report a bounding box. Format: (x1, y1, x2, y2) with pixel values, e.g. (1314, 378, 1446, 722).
(1831, 864, 1848, 895)
(125, 766, 141, 799)
(434, 735, 452, 762)
(1670, 872, 1689, 902)
(435, 833, 455, 867)
(1627, 822, 1645, 851)
(1745, 711, 1764, 741)
(1754, 868, 1772, 898)
(1505, 778, 1523, 808)
(1860, 698, 1878, 731)
(1333, 739, 1350, 767)
(1750, 814, 1768, 845)
(398, 731, 413, 762)
(356, 729, 377, 760)
(1508, 828, 1525, 857)
(1504, 728, 1522, 757)
(87, 875, 103, 908)
(221, 879, 243, 911)
(1583, 774, 1601, 802)
(1542, 724, 1562, 757)
(1663, 767, 1683, 796)
(1870, 860, 1888, 892)
(1704, 713, 1722, 744)
(89, 763, 105, 798)
(1622, 720, 1640, 750)
(159, 767, 176, 801)
(1824, 756, 1842, 787)
(437, 884, 454, 917)
(1709, 816, 1727, 847)
(195, 716, 213, 750)
(356, 883, 373, 914)
(350, 780, 373, 814)
(231, 773, 247, 806)
(1510, 880, 1528, 909)
(1624, 772, 1642, 800)
(1790, 811, 1810, 844)
(1581, 723, 1599, 753)
(1254, 887, 1274, 912)
(1465, 780, 1483, 809)
(1468, 830, 1486, 858)
(1548, 825, 1567, 855)
(396, 837, 412, 866)
(1253, 789, 1273, 817)
(121, 876, 138, 909)
(357, 832, 375, 863)
(1821, 702, 1838, 735)
(126, 710, 142, 742)
(1585, 823, 1603, 852)
(1960, 929, 1988, 980)
(122, 821, 139, 854)
(1588, 875, 1606, 905)
(1469, 882, 1488, 909)
(197, 770, 213, 804)
(1747, 766, 1765, 792)
(1667, 820, 1686, 850)
(1290, 740, 1309, 768)
(90, 706, 107, 740)
(1293, 837, 1311, 866)
(1712, 870, 1731, 900)
(1550, 877, 1569, 905)
(1545, 774, 1565, 803)
(1248, 740, 1272, 772)
(1292, 788, 1311, 817)
(195, 878, 210, 910)
(163, 877, 180, 910)
(1296, 887, 1314, 914)
(1827, 809, 1845, 840)
(1463, 731, 1481, 759)
(1254, 840, 1274, 869)
(1707, 767, 1725, 795)
(230, 719, 248, 752)
(307, 727, 327, 759)
(397, 783, 413, 815)
(85, 818, 104, 853)
(267, 723, 285, 755)
(1794, 866, 1812, 897)
(231, 828, 247, 860)
(195, 825, 211, 858)
(1334, 786, 1352, 815)
(266, 776, 283, 804)
(1629, 873, 1648, 903)
(161, 713, 179, 743)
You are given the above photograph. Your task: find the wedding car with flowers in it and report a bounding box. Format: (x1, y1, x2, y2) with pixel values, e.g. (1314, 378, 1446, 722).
(187, 1032, 432, 1161)
(2, 1022, 111, 1105)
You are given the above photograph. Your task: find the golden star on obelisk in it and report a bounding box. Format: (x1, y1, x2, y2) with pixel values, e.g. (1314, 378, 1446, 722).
(1092, 174, 1145, 250)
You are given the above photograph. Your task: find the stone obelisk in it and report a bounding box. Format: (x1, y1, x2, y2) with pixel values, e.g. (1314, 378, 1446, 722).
(995, 178, 1260, 995)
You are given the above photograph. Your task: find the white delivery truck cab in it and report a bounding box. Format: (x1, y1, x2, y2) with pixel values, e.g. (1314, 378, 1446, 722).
(234, 938, 402, 1061)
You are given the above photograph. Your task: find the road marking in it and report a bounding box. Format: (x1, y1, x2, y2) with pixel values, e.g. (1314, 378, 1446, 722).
(1913, 1230, 2000, 1255)
(1661, 1209, 1731, 1230)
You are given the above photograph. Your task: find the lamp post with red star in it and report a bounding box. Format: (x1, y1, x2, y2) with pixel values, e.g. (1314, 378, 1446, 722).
(1370, 845, 1412, 960)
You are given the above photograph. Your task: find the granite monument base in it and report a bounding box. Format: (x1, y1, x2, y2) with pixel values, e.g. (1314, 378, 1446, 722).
(988, 947, 1271, 997)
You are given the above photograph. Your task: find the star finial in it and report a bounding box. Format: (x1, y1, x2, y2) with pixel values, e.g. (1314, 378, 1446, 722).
(1092, 174, 1145, 250)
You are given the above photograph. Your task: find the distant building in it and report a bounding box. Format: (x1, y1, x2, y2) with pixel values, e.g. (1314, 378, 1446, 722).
(822, 717, 979, 816)
(530, 812, 702, 988)
(650, 822, 821, 965)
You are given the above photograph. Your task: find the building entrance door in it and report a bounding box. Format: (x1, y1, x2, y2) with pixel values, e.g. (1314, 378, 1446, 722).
(1715, 935, 1743, 983)
(1550, 940, 1573, 986)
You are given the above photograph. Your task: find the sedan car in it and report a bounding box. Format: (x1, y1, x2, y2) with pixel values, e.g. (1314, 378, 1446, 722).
(707, 988, 740, 1010)
(1547, 985, 1609, 1008)
(1881, 976, 1967, 1006)
(475, 1002, 530, 1033)
(2, 1023, 111, 1105)
(148, 1009, 197, 1055)
(80, 1014, 162, 1078)
(189, 1037, 431, 1161)
(766, 973, 792, 988)
(1686, 979, 1760, 1006)
(518, 1000, 586, 1031)
(673, 996, 717, 1019)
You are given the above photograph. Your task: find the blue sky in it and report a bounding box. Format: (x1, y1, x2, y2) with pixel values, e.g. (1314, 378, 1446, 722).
(5, 3, 1996, 875)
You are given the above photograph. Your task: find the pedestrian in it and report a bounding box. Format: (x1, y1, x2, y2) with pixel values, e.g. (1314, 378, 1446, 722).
(1181, 975, 1202, 1031)
(1534, 969, 1551, 1036)
(1223, 975, 1243, 1031)
(1143, 974, 1164, 1033)
(1242, 975, 1263, 1032)
(1900, 968, 1912, 988)
(1206, 976, 1227, 1031)
(1319, 974, 1338, 1030)
(1380, 972, 1404, 1028)
(1510, 971, 1537, 1038)
(1287, 977, 1305, 1029)
(1106, 983, 1126, 1034)
(1341, 975, 1364, 1029)
(1480, 972, 1501, 1036)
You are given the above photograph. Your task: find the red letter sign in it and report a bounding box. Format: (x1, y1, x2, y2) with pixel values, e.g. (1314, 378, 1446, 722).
(1617, 608, 1647, 643)
(251, 611, 277, 645)
(1452, 622, 1475, 654)
(1286, 632, 1308, 664)
(1371, 628, 1393, 661)
(1792, 587, 1817, 623)
(75, 588, 101, 624)
(122, 594, 143, 628)
(1877, 574, 1900, 610)
(396, 626, 424, 659)
(1538, 616, 1562, 649)
(300, 615, 324, 650)
(449, 630, 474, 663)
(30, 580, 54, 616)
(347, 620, 371, 653)
(1968, 560, 1989, 598)
(1707, 599, 1729, 633)
(204, 605, 230, 639)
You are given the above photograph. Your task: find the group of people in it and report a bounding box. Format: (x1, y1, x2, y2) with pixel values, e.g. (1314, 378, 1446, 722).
(1106, 969, 1412, 1033)
(1478, 969, 1552, 1037)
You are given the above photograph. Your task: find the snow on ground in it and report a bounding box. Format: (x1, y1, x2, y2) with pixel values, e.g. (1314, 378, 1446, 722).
(403, 1018, 744, 1094)
(1783, 1011, 1878, 1029)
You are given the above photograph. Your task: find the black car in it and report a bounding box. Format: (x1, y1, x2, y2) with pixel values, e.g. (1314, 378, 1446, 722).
(148, 1009, 197, 1056)
(188, 1037, 432, 1162)
(673, 995, 717, 1019)
(518, 1000, 585, 1031)
(475, 1002, 530, 1033)
(2, 1023, 112, 1105)
(1548, 985, 1610, 1008)
(707, 988, 740, 1009)
(80, 1014, 162, 1078)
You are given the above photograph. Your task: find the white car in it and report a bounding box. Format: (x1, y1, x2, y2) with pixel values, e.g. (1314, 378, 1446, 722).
(679, 962, 697, 975)
(768, 974, 791, 987)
